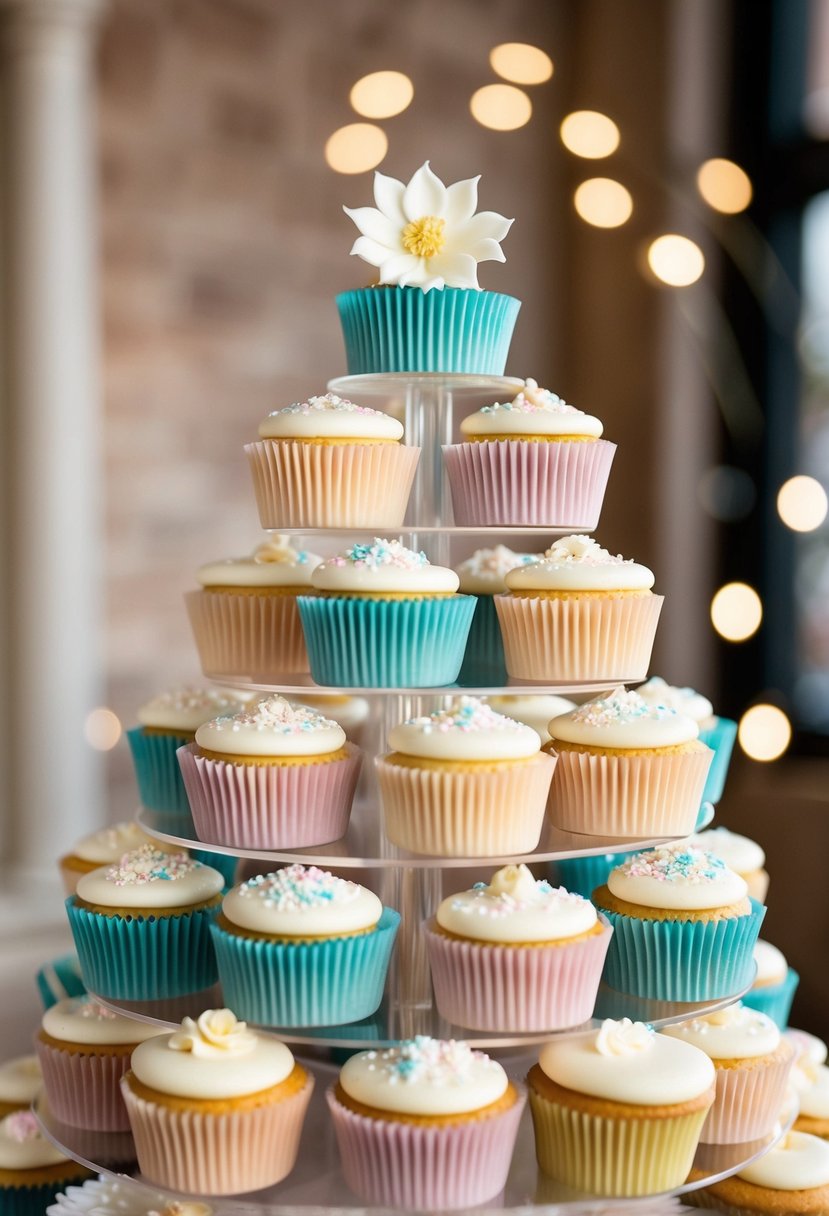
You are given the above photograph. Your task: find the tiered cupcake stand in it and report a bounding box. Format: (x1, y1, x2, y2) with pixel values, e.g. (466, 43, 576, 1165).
(36, 374, 793, 1211)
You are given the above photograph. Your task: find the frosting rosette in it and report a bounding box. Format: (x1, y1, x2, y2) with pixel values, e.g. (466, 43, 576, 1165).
(168, 1010, 256, 1059)
(258, 393, 404, 441)
(460, 379, 604, 439)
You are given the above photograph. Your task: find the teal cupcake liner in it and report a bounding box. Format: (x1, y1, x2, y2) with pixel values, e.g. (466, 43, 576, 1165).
(596, 898, 766, 1001)
(66, 896, 220, 1000)
(297, 594, 476, 688)
(698, 717, 738, 804)
(458, 595, 507, 686)
(126, 726, 191, 816)
(210, 907, 400, 1027)
(192, 849, 238, 887)
(549, 851, 638, 900)
(2, 1176, 90, 1216)
(36, 952, 86, 1009)
(336, 286, 520, 375)
(742, 968, 800, 1028)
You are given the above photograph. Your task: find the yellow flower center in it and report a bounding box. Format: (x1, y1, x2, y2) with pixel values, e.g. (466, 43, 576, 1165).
(401, 215, 446, 259)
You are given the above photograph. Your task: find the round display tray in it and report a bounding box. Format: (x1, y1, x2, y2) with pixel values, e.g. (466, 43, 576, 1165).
(269, 524, 599, 537)
(328, 371, 525, 396)
(196, 675, 629, 697)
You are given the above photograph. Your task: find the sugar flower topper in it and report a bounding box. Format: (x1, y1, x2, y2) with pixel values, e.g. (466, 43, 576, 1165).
(596, 1018, 654, 1058)
(344, 161, 513, 293)
(169, 1009, 256, 1060)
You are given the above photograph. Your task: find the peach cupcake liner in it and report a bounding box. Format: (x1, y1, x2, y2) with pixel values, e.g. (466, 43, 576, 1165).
(442, 438, 616, 528)
(375, 752, 556, 857)
(547, 745, 713, 837)
(495, 592, 664, 682)
(177, 742, 362, 850)
(424, 915, 612, 1032)
(245, 439, 420, 530)
(326, 1084, 526, 1210)
(121, 1070, 314, 1195)
(701, 1046, 795, 1145)
(35, 1037, 133, 1132)
(185, 588, 308, 680)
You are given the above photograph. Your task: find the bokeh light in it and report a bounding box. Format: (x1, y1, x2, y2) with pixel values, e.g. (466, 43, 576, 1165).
(697, 465, 756, 521)
(349, 71, 414, 119)
(777, 475, 828, 532)
(84, 707, 122, 751)
(324, 123, 388, 174)
(710, 582, 763, 642)
(647, 234, 705, 286)
(470, 84, 532, 130)
(560, 111, 620, 159)
(738, 704, 792, 762)
(696, 158, 753, 214)
(573, 178, 633, 228)
(489, 43, 553, 85)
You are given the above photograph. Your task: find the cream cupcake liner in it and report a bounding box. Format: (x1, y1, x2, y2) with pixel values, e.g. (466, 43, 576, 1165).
(375, 752, 556, 857)
(185, 588, 308, 680)
(548, 745, 712, 837)
(745, 869, 770, 903)
(121, 1070, 314, 1195)
(245, 439, 420, 530)
(495, 592, 664, 682)
(702, 1048, 795, 1145)
(35, 1037, 133, 1132)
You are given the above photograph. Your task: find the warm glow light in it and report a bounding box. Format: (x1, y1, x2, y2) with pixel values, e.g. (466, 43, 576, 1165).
(738, 704, 792, 762)
(710, 582, 763, 642)
(560, 111, 620, 159)
(349, 71, 414, 119)
(490, 42, 553, 85)
(324, 123, 388, 174)
(573, 178, 633, 228)
(84, 707, 122, 751)
(647, 234, 705, 286)
(697, 158, 753, 214)
(777, 475, 828, 532)
(470, 84, 532, 130)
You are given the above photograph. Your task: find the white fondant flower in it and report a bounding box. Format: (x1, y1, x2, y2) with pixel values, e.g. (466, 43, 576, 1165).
(169, 1009, 256, 1059)
(344, 161, 513, 293)
(596, 1017, 654, 1057)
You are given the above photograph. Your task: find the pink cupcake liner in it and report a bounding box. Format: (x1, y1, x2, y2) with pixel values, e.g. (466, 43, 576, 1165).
(35, 1037, 134, 1132)
(548, 745, 713, 837)
(702, 1046, 795, 1145)
(443, 438, 616, 527)
(424, 915, 613, 1031)
(177, 742, 362, 849)
(185, 589, 309, 680)
(495, 591, 664, 682)
(326, 1084, 526, 1210)
(245, 439, 420, 530)
(375, 752, 556, 857)
(121, 1069, 314, 1195)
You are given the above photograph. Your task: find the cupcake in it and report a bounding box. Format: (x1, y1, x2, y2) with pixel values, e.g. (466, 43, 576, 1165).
(245, 392, 420, 529)
(496, 534, 663, 681)
(425, 863, 612, 1031)
(528, 1017, 715, 1196)
(211, 864, 399, 1027)
(743, 940, 800, 1028)
(687, 827, 769, 903)
(177, 696, 362, 850)
(185, 534, 321, 680)
(0, 1058, 41, 1120)
(488, 693, 576, 743)
(548, 848, 638, 900)
(338, 162, 519, 375)
(121, 1008, 313, 1195)
(663, 1003, 795, 1144)
(637, 676, 738, 805)
(34, 997, 163, 1132)
(546, 687, 714, 837)
(593, 844, 765, 1001)
(0, 1111, 92, 1214)
(793, 1054, 829, 1139)
(45, 1176, 183, 1216)
(297, 538, 475, 688)
(289, 693, 370, 746)
(327, 1036, 525, 1210)
(444, 379, 616, 527)
(58, 821, 182, 898)
(376, 697, 556, 856)
(454, 546, 539, 684)
(688, 1130, 829, 1214)
(66, 846, 225, 1001)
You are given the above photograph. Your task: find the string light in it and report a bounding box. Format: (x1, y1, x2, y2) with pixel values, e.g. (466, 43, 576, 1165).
(84, 708, 122, 751)
(574, 178, 633, 228)
(710, 582, 763, 642)
(560, 111, 620, 159)
(489, 43, 553, 85)
(738, 704, 792, 762)
(647, 234, 705, 286)
(697, 158, 753, 214)
(350, 72, 414, 119)
(324, 123, 388, 174)
(777, 475, 828, 532)
(470, 84, 532, 130)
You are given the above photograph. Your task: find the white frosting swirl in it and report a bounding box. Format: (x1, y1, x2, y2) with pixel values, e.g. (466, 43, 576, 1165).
(194, 696, 346, 758)
(45, 1176, 186, 1216)
(738, 1131, 829, 1190)
(799, 1064, 829, 1119)
(454, 546, 541, 595)
(197, 536, 321, 588)
(685, 827, 766, 875)
(662, 1003, 781, 1060)
(388, 697, 540, 761)
(0, 1055, 41, 1106)
(71, 822, 174, 865)
(752, 940, 788, 986)
(786, 1029, 828, 1069)
(460, 380, 603, 438)
(635, 676, 714, 725)
(41, 997, 164, 1047)
(258, 393, 403, 441)
(0, 1111, 70, 1170)
(548, 687, 700, 749)
(311, 539, 458, 595)
(504, 535, 654, 592)
(136, 686, 244, 732)
(436, 864, 597, 944)
(75, 846, 224, 910)
(487, 694, 576, 743)
(596, 1017, 655, 1057)
(605, 845, 748, 911)
(168, 1010, 256, 1059)
(339, 1037, 508, 1116)
(223, 865, 382, 937)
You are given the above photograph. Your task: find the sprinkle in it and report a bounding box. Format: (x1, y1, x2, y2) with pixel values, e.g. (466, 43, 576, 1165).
(205, 695, 339, 736)
(238, 864, 362, 912)
(449, 866, 588, 921)
(267, 393, 387, 418)
(106, 845, 199, 888)
(324, 538, 429, 573)
(615, 844, 727, 885)
(540, 534, 632, 567)
(401, 696, 526, 736)
(4, 1111, 41, 1143)
(479, 378, 585, 416)
(142, 686, 240, 714)
(455, 545, 540, 583)
(368, 1037, 498, 1086)
(567, 687, 678, 729)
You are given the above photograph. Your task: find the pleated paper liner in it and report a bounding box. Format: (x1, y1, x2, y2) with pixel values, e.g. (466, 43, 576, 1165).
(0, 1164, 94, 1216)
(742, 968, 800, 1028)
(126, 727, 192, 816)
(547, 744, 713, 837)
(424, 915, 612, 1031)
(211, 907, 400, 1027)
(457, 594, 508, 685)
(376, 751, 556, 856)
(326, 1084, 526, 1211)
(443, 437, 616, 527)
(297, 593, 476, 687)
(550, 850, 638, 899)
(701, 1043, 795, 1145)
(495, 591, 664, 681)
(34, 1037, 135, 1132)
(121, 1069, 314, 1195)
(245, 439, 420, 530)
(335, 285, 521, 375)
(177, 742, 362, 850)
(185, 588, 309, 680)
(699, 716, 739, 803)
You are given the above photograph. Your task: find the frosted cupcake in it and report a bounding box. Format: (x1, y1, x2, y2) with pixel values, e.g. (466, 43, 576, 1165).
(546, 687, 713, 837)
(743, 940, 800, 1028)
(549, 848, 638, 900)
(528, 1018, 715, 1196)
(185, 535, 321, 680)
(297, 538, 475, 687)
(57, 821, 178, 897)
(663, 1004, 795, 1144)
(121, 1009, 313, 1195)
(496, 534, 663, 681)
(0, 1058, 41, 1120)
(444, 379, 615, 527)
(454, 546, 539, 684)
(637, 676, 738, 805)
(593, 844, 765, 1001)
(177, 696, 362, 850)
(425, 864, 612, 1031)
(246, 392, 420, 529)
(338, 162, 519, 375)
(66, 846, 225, 1000)
(327, 1036, 525, 1210)
(488, 693, 576, 743)
(689, 1131, 829, 1215)
(688, 827, 769, 903)
(793, 1057, 829, 1139)
(211, 864, 399, 1027)
(0, 1111, 92, 1214)
(376, 697, 556, 856)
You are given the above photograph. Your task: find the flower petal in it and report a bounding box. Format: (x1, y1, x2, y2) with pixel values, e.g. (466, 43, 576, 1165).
(373, 171, 406, 226)
(378, 252, 423, 285)
(402, 161, 447, 222)
(350, 236, 394, 268)
(444, 176, 480, 225)
(454, 211, 514, 244)
(427, 251, 480, 290)
(343, 206, 401, 249)
(465, 237, 506, 263)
